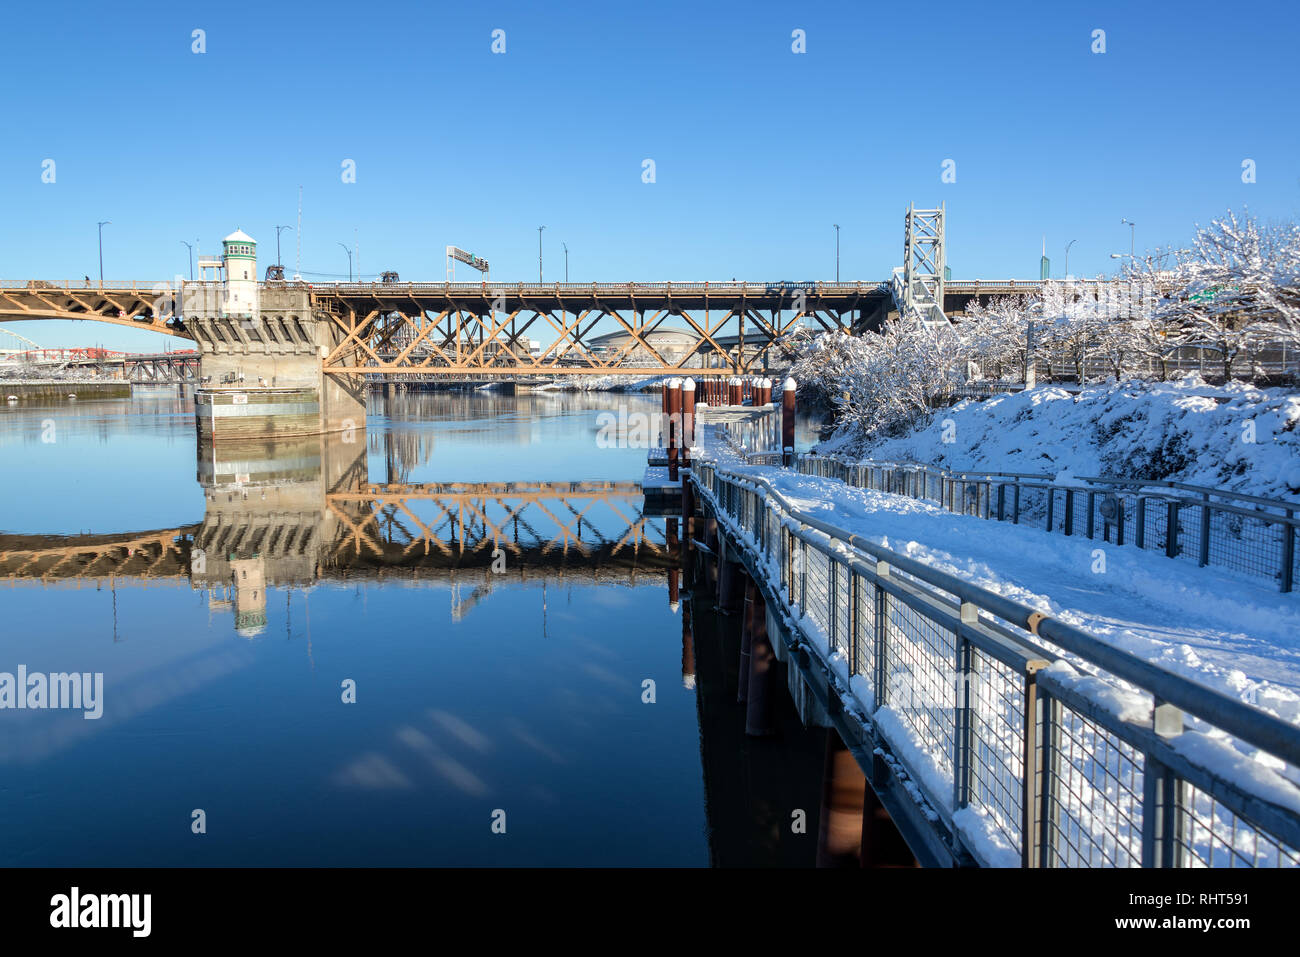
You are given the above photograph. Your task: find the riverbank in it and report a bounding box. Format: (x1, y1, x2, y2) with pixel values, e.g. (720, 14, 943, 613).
(1, 379, 131, 400)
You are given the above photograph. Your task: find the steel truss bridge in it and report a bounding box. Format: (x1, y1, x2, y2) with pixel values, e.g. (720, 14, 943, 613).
(0, 482, 671, 588)
(0, 277, 1068, 377)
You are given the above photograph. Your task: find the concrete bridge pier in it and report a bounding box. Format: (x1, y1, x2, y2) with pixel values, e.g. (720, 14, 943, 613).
(188, 284, 366, 441)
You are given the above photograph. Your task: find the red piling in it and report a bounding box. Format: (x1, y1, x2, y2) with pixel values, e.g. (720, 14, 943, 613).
(667, 377, 682, 482)
(681, 377, 695, 467)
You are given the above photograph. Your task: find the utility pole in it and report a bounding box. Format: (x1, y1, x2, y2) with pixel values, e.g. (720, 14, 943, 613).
(538, 226, 546, 282)
(180, 240, 195, 281)
(833, 224, 840, 282)
(273, 225, 293, 268)
(562, 242, 568, 282)
(1121, 218, 1135, 257)
(97, 221, 111, 285)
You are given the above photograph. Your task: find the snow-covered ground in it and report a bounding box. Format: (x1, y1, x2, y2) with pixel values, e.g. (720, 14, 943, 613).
(742, 464, 1300, 725)
(820, 376, 1300, 503)
(705, 425, 1300, 864)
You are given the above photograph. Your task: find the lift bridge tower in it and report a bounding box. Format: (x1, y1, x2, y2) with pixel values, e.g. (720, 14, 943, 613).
(902, 203, 948, 326)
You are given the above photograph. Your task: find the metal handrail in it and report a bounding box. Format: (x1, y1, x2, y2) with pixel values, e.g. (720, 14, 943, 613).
(841, 457, 1299, 516)
(800, 453, 1300, 590)
(694, 455, 1300, 866)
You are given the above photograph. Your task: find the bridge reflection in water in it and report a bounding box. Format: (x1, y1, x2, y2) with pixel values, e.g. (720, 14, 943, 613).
(0, 428, 891, 866)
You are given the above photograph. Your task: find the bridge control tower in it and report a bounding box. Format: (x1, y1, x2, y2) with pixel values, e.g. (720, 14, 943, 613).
(185, 227, 367, 442)
(221, 229, 259, 318)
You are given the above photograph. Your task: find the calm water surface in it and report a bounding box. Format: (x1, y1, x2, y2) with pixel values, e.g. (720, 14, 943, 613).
(0, 387, 826, 866)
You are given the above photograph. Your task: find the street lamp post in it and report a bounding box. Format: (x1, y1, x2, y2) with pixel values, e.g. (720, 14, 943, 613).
(538, 226, 546, 282)
(180, 240, 195, 281)
(833, 224, 840, 282)
(337, 242, 353, 282)
(562, 242, 568, 283)
(273, 225, 293, 269)
(1064, 239, 1077, 279)
(97, 221, 111, 285)
(1121, 218, 1135, 257)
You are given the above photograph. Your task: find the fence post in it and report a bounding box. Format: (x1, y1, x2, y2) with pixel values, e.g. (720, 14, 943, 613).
(997, 483, 1006, 522)
(849, 571, 861, 676)
(799, 537, 808, 614)
(1086, 491, 1096, 539)
(1141, 698, 1186, 867)
(1013, 484, 1021, 524)
(1136, 497, 1147, 549)
(1282, 511, 1295, 593)
(828, 559, 839, 653)
(873, 562, 890, 709)
(1046, 488, 1056, 533)
(1165, 500, 1180, 559)
(954, 605, 977, 812)
(1198, 498, 1211, 567)
(1040, 694, 1061, 868)
(1063, 489, 1074, 537)
(1021, 660, 1050, 868)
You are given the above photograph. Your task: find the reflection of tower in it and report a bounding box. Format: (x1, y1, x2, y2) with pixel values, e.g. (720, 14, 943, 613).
(230, 556, 268, 638)
(221, 229, 258, 318)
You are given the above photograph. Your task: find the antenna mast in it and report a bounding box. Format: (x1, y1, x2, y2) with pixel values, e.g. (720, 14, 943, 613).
(295, 186, 302, 280)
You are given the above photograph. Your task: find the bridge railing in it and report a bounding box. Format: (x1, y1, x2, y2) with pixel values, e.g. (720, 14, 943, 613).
(309, 280, 891, 297)
(0, 280, 174, 292)
(693, 457, 1300, 867)
(796, 454, 1300, 593)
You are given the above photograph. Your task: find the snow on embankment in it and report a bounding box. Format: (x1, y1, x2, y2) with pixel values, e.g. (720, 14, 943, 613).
(824, 377, 1300, 502)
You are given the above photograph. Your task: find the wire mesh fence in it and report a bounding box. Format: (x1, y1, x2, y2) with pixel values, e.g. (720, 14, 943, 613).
(797, 455, 1300, 592)
(693, 458, 1300, 868)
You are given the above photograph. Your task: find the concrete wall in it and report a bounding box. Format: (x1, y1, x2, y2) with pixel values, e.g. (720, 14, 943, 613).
(187, 284, 366, 437)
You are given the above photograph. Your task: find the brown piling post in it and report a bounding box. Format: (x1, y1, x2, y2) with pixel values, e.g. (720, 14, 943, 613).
(716, 540, 742, 615)
(681, 600, 696, 690)
(737, 573, 753, 703)
(744, 580, 774, 736)
(816, 732, 868, 868)
(728, 376, 742, 407)
(782, 376, 797, 467)
(667, 377, 682, 482)
(702, 516, 719, 593)
(680, 467, 695, 539)
(680, 377, 695, 467)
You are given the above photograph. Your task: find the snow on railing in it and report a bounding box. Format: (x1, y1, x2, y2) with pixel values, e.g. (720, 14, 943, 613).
(692, 455, 1300, 867)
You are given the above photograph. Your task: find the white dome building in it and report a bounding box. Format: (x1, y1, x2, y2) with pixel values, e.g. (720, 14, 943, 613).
(222, 228, 258, 317)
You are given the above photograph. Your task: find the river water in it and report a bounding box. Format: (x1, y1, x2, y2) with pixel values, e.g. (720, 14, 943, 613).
(0, 387, 829, 866)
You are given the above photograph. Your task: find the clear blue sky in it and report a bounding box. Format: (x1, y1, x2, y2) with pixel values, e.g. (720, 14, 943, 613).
(2, 0, 1297, 349)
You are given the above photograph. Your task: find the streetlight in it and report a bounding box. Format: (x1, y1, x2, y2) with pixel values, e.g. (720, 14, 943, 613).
(562, 242, 568, 283)
(538, 226, 546, 282)
(273, 225, 293, 268)
(97, 221, 111, 285)
(180, 240, 195, 281)
(337, 242, 353, 282)
(1064, 239, 1077, 279)
(1121, 218, 1135, 257)
(833, 224, 840, 282)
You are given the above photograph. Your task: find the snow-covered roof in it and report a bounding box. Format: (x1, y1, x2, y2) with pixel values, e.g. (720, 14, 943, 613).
(224, 229, 256, 244)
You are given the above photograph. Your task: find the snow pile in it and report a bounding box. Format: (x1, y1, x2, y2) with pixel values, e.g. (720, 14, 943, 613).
(826, 376, 1300, 502)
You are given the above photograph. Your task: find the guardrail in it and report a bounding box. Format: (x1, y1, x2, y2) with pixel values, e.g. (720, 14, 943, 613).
(692, 456, 1300, 867)
(798, 455, 1300, 593)
(0, 280, 174, 292)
